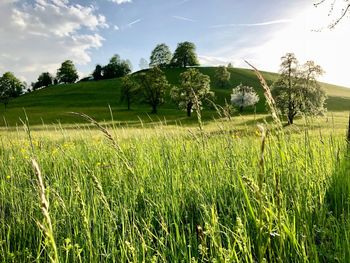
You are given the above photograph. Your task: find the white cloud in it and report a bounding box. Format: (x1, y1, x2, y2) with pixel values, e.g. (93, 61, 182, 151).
(109, 0, 132, 4)
(0, 0, 107, 82)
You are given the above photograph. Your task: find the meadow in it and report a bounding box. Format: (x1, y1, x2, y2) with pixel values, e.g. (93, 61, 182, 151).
(1, 67, 350, 127)
(1, 110, 349, 262)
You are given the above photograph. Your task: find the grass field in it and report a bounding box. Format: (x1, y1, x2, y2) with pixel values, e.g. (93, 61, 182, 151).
(1, 66, 350, 262)
(1, 111, 350, 262)
(1, 67, 350, 127)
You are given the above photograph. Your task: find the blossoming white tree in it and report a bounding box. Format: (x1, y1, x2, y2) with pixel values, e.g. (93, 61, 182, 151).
(230, 83, 259, 112)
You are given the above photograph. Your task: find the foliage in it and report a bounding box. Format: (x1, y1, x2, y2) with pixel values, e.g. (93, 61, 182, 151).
(0, 72, 24, 108)
(171, 68, 213, 117)
(231, 83, 259, 112)
(1, 67, 349, 126)
(272, 53, 327, 124)
(103, 55, 131, 79)
(214, 66, 231, 88)
(120, 75, 140, 110)
(171, 42, 200, 68)
(149, 43, 172, 68)
(135, 67, 170, 113)
(57, 60, 79, 84)
(92, 65, 103, 81)
(138, 58, 149, 70)
(32, 72, 54, 90)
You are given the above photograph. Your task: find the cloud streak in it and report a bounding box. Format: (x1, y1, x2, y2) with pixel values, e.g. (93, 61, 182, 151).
(210, 19, 292, 29)
(172, 15, 195, 22)
(127, 18, 141, 27)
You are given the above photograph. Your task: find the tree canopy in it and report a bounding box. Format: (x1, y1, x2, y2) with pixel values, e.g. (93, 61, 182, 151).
(0, 72, 24, 108)
(32, 72, 53, 90)
(57, 60, 79, 84)
(171, 42, 199, 68)
(136, 67, 170, 114)
(120, 75, 140, 110)
(230, 84, 259, 112)
(171, 68, 213, 117)
(214, 66, 231, 88)
(149, 44, 172, 68)
(272, 53, 326, 124)
(102, 55, 131, 79)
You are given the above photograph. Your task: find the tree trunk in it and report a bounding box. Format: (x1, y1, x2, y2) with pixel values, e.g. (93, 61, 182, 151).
(287, 113, 294, 125)
(127, 98, 131, 111)
(151, 104, 157, 114)
(239, 105, 243, 113)
(187, 102, 193, 117)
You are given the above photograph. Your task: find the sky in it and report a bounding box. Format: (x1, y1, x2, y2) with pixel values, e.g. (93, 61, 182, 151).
(1, 0, 350, 87)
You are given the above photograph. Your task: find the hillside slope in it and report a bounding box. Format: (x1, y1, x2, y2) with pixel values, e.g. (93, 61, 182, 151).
(1, 67, 349, 126)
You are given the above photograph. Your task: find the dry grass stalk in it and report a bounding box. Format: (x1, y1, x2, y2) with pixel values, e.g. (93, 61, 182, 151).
(31, 159, 59, 263)
(70, 112, 135, 175)
(245, 60, 282, 127)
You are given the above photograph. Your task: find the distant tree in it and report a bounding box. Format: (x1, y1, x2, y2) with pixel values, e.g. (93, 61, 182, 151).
(103, 55, 131, 79)
(32, 72, 53, 90)
(171, 68, 213, 117)
(214, 66, 231, 88)
(139, 58, 149, 70)
(231, 83, 259, 112)
(92, 64, 103, 80)
(0, 72, 24, 109)
(272, 53, 326, 124)
(120, 75, 140, 110)
(227, 62, 233, 68)
(171, 41, 199, 68)
(126, 59, 133, 72)
(136, 67, 170, 114)
(57, 60, 79, 84)
(149, 43, 172, 68)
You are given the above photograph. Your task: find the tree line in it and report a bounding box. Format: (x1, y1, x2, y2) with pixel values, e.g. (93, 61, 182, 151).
(0, 40, 327, 124)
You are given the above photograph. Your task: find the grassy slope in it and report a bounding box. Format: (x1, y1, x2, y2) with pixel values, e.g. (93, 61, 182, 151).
(1, 67, 349, 126)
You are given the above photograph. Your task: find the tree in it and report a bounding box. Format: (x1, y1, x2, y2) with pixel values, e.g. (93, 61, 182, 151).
(171, 68, 213, 117)
(139, 58, 149, 70)
(227, 62, 233, 68)
(136, 67, 170, 114)
(214, 66, 231, 88)
(57, 60, 79, 84)
(0, 72, 24, 109)
(103, 55, 131, 79)
(272, 53, 326, 124)
(314, 0, 350, 28)
(171, 42, 199, 68)
(92, 64, 103, 80)
(32, 72, 53, 90)
(149, 43, 172, 68)
(120, 75, 140, 110)
(230, 83, 259, 112)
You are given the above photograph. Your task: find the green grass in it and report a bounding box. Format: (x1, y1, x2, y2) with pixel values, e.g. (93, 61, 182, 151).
(1, 67, 349, 127)
(1, 115, 350, 262)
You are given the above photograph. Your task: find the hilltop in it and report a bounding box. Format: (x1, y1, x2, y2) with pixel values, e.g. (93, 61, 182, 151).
(1, 67, 349, 126)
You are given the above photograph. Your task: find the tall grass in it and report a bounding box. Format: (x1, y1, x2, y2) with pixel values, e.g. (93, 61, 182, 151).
(0, 115, 349, 262)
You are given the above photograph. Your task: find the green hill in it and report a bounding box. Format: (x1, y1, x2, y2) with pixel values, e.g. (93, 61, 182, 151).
(1, 67, 349, 126)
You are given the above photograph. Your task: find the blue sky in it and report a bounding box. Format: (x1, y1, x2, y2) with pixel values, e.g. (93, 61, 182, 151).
(1, 0, 350, 87)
